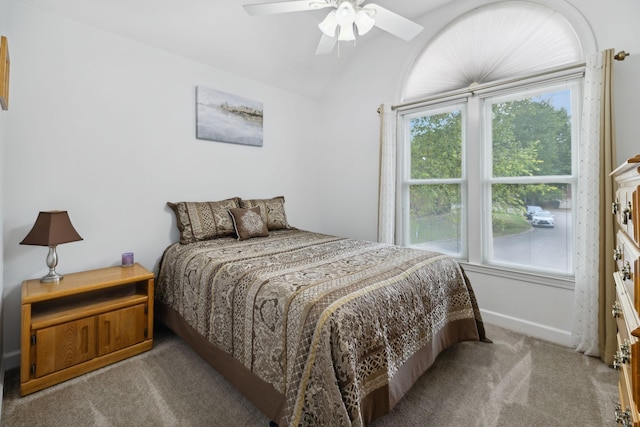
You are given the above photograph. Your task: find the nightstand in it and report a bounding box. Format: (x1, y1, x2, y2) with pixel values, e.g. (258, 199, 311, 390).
(20, 263, 154, 396)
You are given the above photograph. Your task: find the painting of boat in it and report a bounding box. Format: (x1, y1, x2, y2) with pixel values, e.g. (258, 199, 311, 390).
(196, 86, 263, 147)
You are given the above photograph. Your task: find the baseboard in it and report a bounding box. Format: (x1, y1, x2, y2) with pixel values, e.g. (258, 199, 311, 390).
(4, 349, 19, 372)
(480, 308, 573, 347)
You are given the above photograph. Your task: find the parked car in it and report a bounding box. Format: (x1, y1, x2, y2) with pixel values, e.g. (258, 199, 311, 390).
(531, 210, 555, 227)
(525, 205, 542, 220)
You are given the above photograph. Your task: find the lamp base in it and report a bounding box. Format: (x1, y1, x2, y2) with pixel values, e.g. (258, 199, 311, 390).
(41, 245, 63, 283)
(41, 271, 62, 283)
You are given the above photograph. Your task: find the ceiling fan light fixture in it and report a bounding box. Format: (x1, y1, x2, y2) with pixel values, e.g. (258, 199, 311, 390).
(354, 9, 375, 35)
(335, 1, 355, 25)
(338, 22, 356, 41)
(319, 10, 338, 37)
(242, 0, 423, 56)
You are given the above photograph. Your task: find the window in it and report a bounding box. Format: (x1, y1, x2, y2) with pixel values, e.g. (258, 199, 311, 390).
(394, 1, 586, 279)
(398, 78, 580, 277)
(402, 104, 466, 257)
(483, 83, 578, 275)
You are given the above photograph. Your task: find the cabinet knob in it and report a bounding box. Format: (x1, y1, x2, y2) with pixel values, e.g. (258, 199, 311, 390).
(612, 301, 622, 318)
(613, 341, 631, 370)
(614, 246, 622, 261)
(613, 200, 620, 215)
(621, 339, 631, 360)
(622, 261, 632, 281)
(615, 403, 632, 426)
(623, 203, 632, 225)
(614, 352, 624, 370)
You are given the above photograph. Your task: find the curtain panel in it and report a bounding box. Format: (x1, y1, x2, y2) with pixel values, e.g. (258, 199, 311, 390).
(378, 104, 396, 245)
(572, 49, 617, 364)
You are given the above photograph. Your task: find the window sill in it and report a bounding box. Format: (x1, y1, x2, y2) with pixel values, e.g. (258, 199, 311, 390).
(459, 261, 575, 290)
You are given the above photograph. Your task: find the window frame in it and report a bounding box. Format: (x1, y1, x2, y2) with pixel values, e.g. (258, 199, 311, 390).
(396, 68, 584, 286)
(398, 101, 469, 259)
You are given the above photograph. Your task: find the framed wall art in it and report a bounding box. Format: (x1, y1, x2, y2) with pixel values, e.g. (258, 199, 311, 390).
(196, 86, 263, 147)
(0, 36, 9, 111)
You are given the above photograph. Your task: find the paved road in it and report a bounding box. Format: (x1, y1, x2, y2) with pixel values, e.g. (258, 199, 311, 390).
(493, 208, 572, 272)
(417, 208, 573, 273)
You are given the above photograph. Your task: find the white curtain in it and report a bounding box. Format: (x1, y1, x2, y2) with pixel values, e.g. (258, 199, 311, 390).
(572, 49, 617, 362)
(377, 104, 396, 245)
(572, 52, 603, 356)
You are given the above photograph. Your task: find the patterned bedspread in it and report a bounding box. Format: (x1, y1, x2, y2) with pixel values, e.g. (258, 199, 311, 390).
(156, 229, 485, 426)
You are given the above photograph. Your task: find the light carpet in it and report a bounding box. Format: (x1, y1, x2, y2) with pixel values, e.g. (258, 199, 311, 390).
(2, 323, 618, 426)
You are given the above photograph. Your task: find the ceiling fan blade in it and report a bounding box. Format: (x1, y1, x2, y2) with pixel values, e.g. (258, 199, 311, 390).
(244, 0, 333, 16)
(366, 4, 424, 41)
(315, 33, 338, 55)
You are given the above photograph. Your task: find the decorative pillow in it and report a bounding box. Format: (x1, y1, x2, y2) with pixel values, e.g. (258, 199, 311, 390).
(239, 196, 290, 230)
(168, 197, 241, 244)
(228, 207, 269, 240)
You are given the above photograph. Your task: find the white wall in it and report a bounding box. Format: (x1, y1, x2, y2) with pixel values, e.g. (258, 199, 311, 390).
(0, 0, 10, 411)
(1, 2, 324, 369)
(316, 0, 640, 345)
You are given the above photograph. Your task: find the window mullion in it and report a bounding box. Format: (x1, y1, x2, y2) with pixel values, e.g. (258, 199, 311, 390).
(466, 96, 482, 263)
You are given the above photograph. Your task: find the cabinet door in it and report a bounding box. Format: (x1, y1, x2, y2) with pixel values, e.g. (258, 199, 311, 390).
(98, 304, 146, 356)
(34, 317, 96, 378)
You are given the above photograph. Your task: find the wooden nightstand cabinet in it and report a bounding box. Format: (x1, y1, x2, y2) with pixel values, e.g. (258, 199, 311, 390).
(20, 263, 154, 396)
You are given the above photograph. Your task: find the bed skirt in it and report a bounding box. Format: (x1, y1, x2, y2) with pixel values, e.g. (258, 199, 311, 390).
(156, 301, 485, 426)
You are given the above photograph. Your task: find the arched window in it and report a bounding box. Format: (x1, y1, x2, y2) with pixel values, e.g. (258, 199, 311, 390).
(404, 1, 584, 100)
(395, 1, 587, 279)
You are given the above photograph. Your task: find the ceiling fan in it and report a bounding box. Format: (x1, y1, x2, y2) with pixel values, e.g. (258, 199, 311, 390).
(243, 0, 424, 55)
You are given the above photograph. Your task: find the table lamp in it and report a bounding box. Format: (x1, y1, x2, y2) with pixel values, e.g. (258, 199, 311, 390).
(20, 210, 83, 283)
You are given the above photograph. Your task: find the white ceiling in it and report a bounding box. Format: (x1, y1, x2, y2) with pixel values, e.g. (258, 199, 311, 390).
(25, 0, 455, 98)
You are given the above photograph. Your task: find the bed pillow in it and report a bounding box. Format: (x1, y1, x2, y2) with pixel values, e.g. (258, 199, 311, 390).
(228, 207, 270, 240)
(168, 198, 241, 243)
(239, 196, 290, 230)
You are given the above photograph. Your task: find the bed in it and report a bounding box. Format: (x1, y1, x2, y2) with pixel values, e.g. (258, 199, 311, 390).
(155, 197, 488, 426)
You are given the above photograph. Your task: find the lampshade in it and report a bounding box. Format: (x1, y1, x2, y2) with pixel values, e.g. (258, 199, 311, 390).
(319, 10, 338, 37)
(338, 22, 356, 41)
(336, 1, 356, 41)
(21, 210, 83, 283)
(21, 211, 83, 246)
(355, 9, 375, 35)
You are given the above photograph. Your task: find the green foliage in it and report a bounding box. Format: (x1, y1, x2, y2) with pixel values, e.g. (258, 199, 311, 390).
(409, 91, 572, 223)
(492, 212, 531, 236)
(492, 97, 571, 177)
(410, 184, 460, 217)
(409, 210, 461, 244)
(410, 110, 462, 179)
